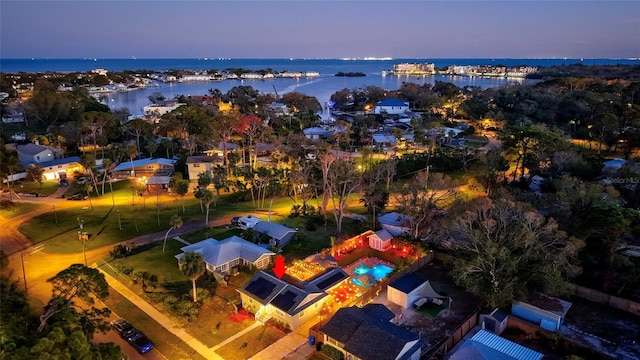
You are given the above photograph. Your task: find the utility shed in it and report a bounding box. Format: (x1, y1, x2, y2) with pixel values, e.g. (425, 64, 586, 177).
(387, 274, 446, 309)
(479, 308, 509, 335)
(511, 293, 572, 332)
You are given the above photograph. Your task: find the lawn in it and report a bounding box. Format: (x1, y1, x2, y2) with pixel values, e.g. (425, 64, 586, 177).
(0, 201, 41, 218)
(19, 197, 206, 254)
(98, 239, 256, 348)
(103, 285, 207, 360)
(215, 324, 285, 360)
(180, 226, 243, 243)
(2, 180, 60, 196)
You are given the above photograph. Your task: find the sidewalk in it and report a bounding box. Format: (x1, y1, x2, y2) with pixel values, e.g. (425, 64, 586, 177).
(98, 268, 224, 360)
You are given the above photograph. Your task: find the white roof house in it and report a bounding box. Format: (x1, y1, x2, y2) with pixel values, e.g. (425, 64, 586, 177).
(175, 236, 275, 274)
(373, 99, 409, 115)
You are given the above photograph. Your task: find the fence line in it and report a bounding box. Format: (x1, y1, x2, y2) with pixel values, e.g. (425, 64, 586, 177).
(569, 284, 640, 317)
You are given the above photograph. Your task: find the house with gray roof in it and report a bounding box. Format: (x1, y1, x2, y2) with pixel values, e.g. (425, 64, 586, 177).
(111, 158, 176, 181)
(320, 304, 424, 360)
(238, 268, 348, 330)
(253, 221, 297, 248)
(16, 143, 54, 167)
(378, 212, 413, 236)
(175, 236, 274, 275)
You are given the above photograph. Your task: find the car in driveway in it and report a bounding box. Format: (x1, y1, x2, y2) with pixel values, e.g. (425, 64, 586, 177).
(127, 332, 153, 354)
(67, 193, 88, 201)
(111, 319, 136, 339)
(231, 216, 240, 227)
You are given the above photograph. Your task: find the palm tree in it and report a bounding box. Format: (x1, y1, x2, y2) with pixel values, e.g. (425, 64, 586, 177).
(163, 215, 183, 252)
(179, 251, 206, 302)
(195, 188, 215, 225)
(126, 144, 138, 178)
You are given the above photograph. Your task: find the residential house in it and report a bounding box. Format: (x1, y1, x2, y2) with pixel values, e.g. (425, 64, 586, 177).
(253, 221, 297, 248)
(175, 236, 274, 275)
(378, 212, 413, 237)
(367, 229, 393, 252)
(2, 105, 25, 124)
(372, 133, 397, 147)
(303, 127, 332, 140)
(16, 143, 55, 167)
(238, 268, 349, 330)
(143, 100, 185, 121)
(320, 304, 424, 360)
(511, 292, 572, 332)
(111, 158, 176, 182)
(38, 156, 84, 180)
(446, 328, 543, 360)
(203, 142, 240, 157)
(186, 155, 223, 181)
(373, 99, 409, 115)
(387, 274, 447, 309)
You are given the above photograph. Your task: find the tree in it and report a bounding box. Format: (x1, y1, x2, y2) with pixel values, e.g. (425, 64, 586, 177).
(212, 113, 240, 167)
(163, 215, 183, 252)
(125, 118, 152, 154)
(194, 187, 214, 225)
(39, 264, 110, 332)
(179, 251, 206, 303)
(394, 171, 457, 240)
(80, 111, 116, 158)
(26, 164, 45, 188)
(169, 173, 190, 213)
(326, 158, 362, 234)
(126, 144, 138, 177)
(450, 197, 583, 307)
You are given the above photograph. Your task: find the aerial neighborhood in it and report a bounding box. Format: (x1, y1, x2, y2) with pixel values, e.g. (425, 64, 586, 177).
(1, 59, 639, 360)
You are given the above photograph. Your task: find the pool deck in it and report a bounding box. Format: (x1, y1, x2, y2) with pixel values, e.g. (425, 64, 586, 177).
(343, 256, 395, 277)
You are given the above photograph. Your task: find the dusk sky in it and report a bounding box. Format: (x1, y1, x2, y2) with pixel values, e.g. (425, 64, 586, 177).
(1, 1, 639, 59)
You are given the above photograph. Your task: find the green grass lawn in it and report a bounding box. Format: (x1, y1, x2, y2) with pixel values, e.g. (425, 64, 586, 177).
(103, 285, 207, 360)
(215, 325, 285, 360)
(12, 180, 60, 196)
(0, 201, 41, 218)
(180, 226, 243, 243)
(98, 239, 256, 348)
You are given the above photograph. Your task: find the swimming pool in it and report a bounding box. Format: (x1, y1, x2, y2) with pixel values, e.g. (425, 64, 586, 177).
(352, 264, 394, 286)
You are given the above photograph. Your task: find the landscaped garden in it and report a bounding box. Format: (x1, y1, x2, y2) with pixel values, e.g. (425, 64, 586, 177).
(98, 238, 258, 347)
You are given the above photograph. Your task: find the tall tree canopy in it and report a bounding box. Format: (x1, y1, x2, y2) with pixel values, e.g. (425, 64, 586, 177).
(451, 197, 584, 307)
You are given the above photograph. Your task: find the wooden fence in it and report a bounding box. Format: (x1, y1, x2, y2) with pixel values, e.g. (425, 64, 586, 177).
(570, 284, 640, 317)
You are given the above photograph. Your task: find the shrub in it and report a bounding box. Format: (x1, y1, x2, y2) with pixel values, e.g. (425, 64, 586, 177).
(110, 244, 132, 259)
(321, 344, 345, 360)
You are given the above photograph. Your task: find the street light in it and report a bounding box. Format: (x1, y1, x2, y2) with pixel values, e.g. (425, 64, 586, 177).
(77, 217, 87, 266)
(52, 205, 57, 224)
(117, 210, 122, 231)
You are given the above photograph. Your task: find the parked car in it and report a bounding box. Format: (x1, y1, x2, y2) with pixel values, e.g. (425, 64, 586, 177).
(110, 319, 136, 339)
(67, 193, 88, 201)
(76, 177, 87, 185)
(127, 332, 153, 354)
(59, 179, 68, 187)
(231, 216, 240, 227)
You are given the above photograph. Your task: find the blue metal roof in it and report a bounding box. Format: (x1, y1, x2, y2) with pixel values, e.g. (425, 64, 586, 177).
(466, 329, 543, 360)
(39, 156, 81, 167)
(376, 98, 409, 107)
(112, 158, 176, 171)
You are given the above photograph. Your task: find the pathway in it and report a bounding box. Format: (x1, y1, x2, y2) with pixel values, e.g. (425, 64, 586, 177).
(210, 321, 261, 351)
(98, 268, 225, 360)
(172, 236, 191, 246)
